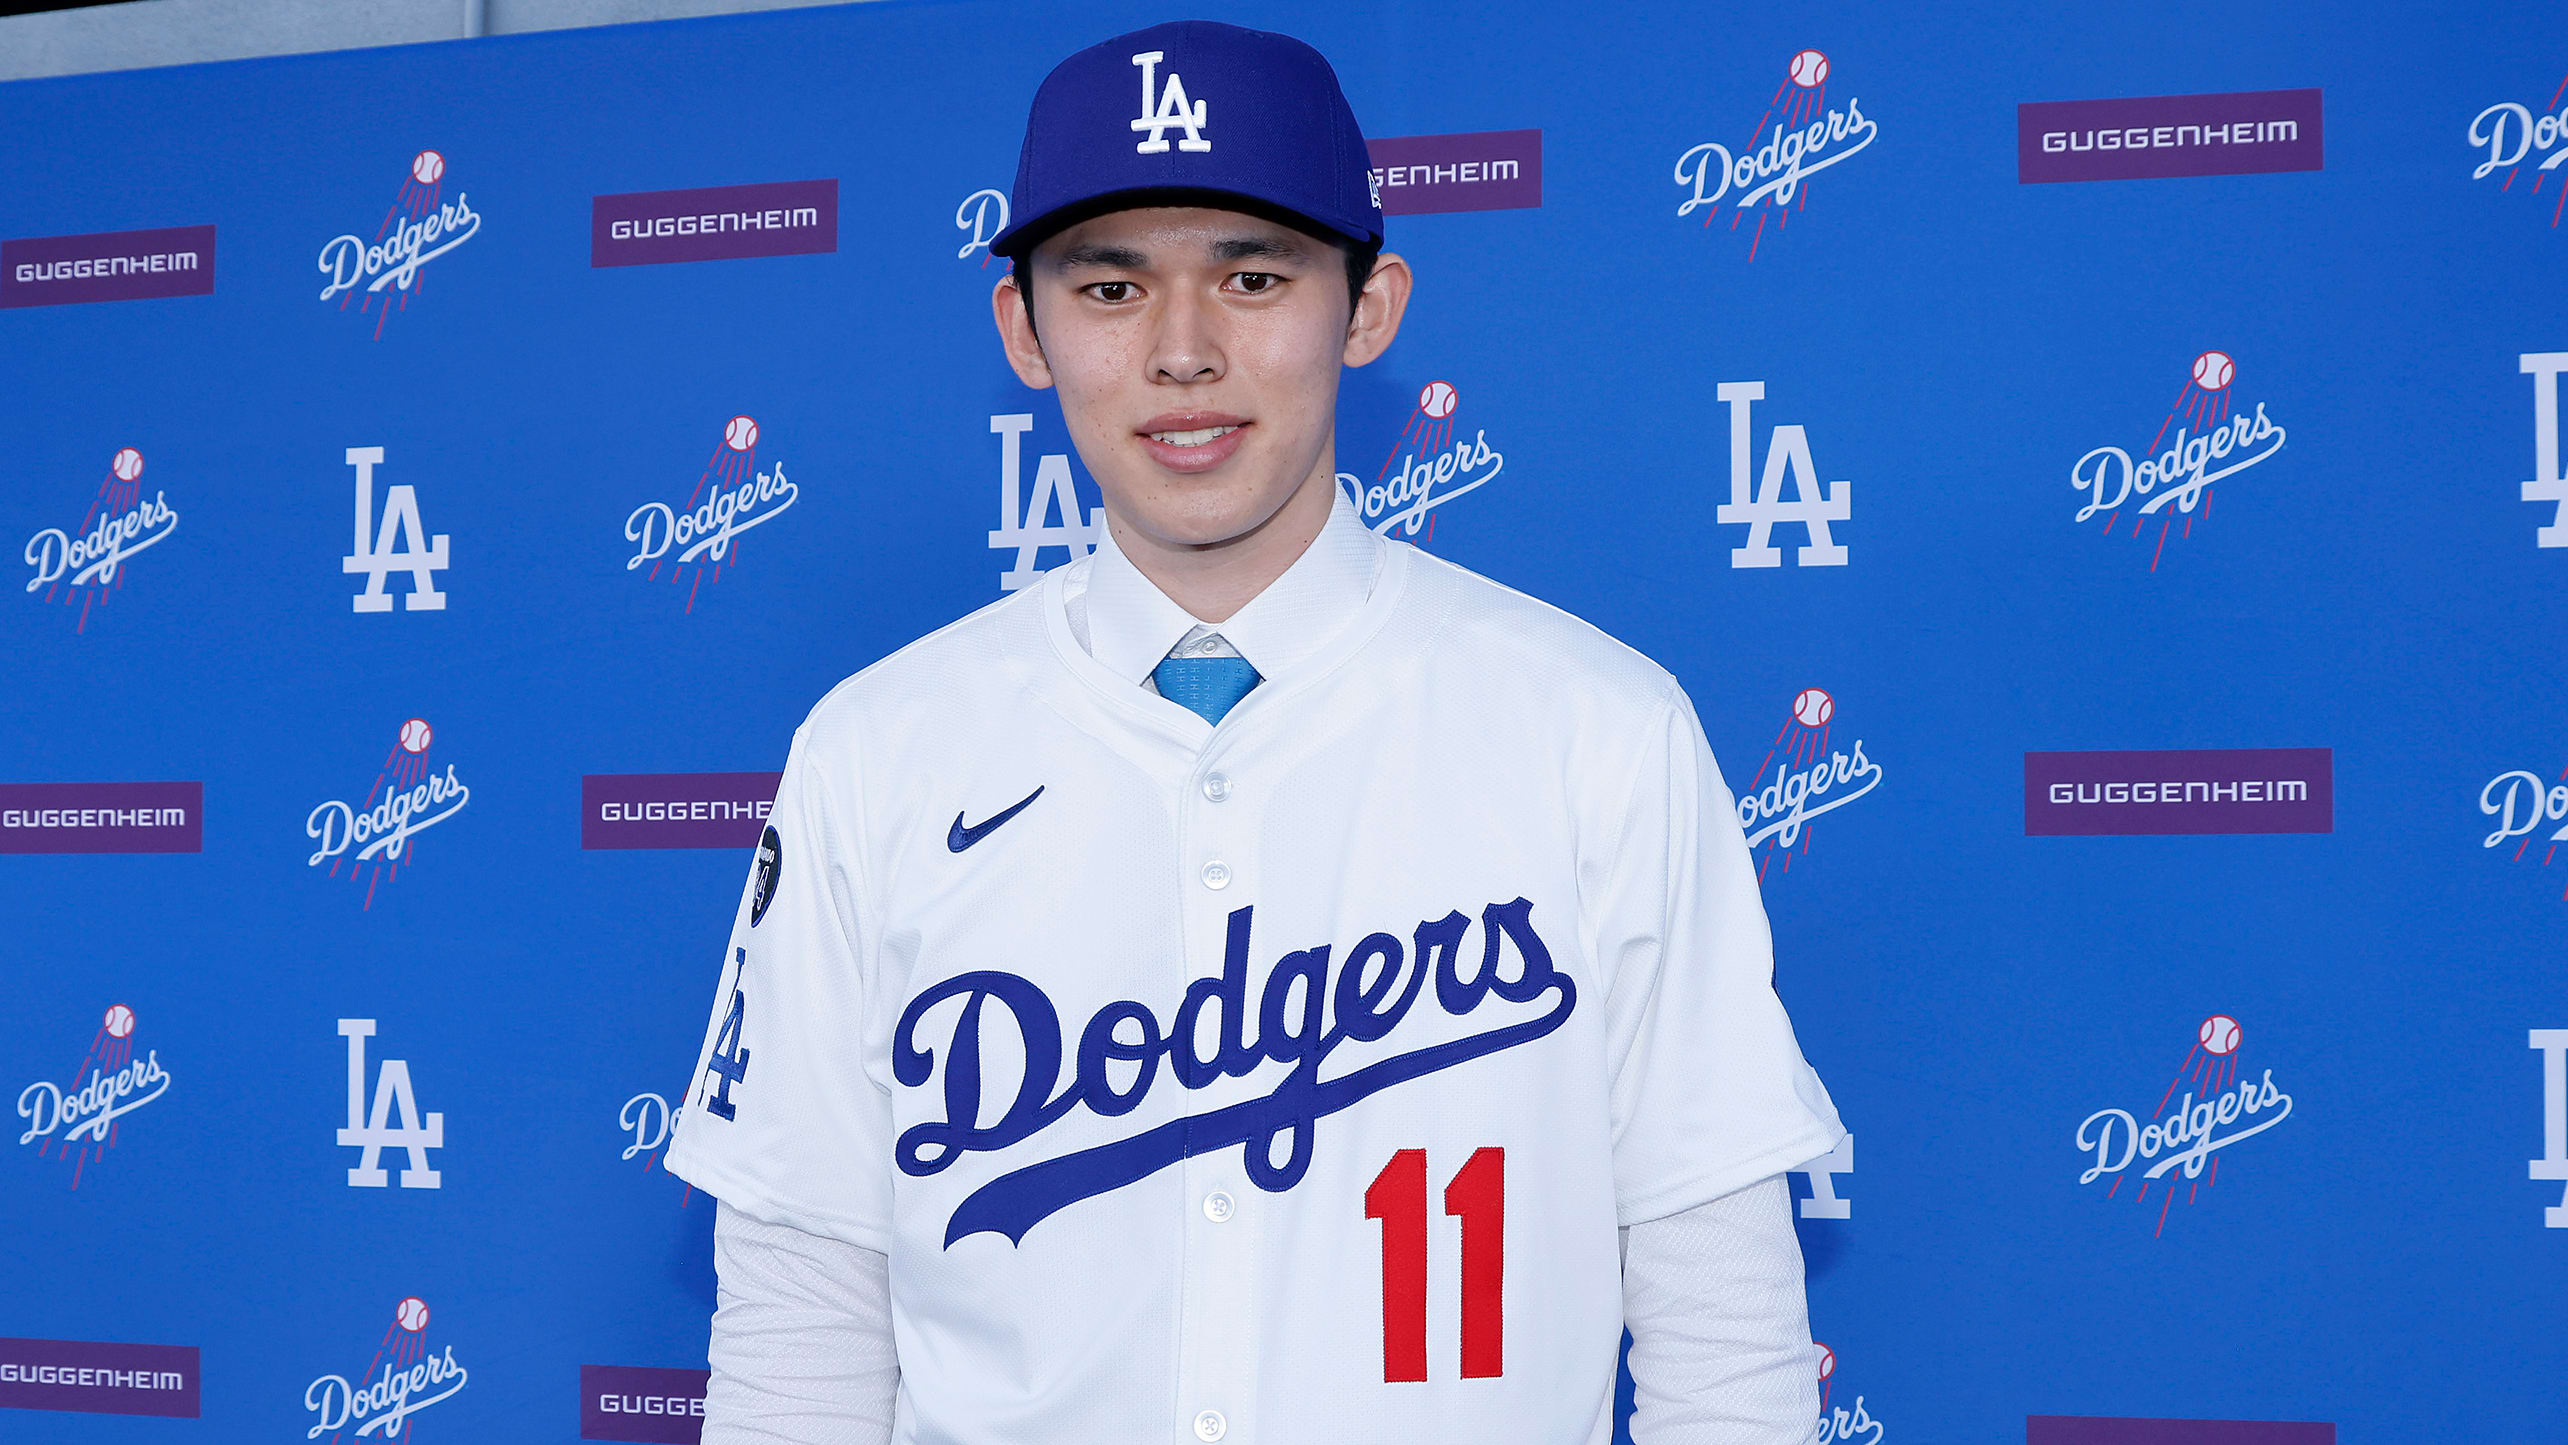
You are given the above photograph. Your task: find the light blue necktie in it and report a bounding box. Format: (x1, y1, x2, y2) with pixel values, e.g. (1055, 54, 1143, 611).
(1151, 652, 1261, 725)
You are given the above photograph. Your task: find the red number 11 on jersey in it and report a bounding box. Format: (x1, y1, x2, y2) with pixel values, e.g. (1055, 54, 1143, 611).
(1364, 1146, 1505, 1382)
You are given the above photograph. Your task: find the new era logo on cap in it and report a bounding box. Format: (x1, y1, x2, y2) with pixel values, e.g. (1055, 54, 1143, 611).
(992, 21, 1381, 259)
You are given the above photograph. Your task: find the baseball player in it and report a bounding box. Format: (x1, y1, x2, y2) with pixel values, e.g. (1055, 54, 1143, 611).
(668, 20, 1846, 1445)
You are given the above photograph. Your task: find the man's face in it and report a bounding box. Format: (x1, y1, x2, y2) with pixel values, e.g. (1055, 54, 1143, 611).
(992, 207, 1400, 555)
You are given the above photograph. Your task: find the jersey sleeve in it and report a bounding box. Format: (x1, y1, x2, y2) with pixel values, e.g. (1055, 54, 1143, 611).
(1595, 683, 1845, 1226)
(665, 723, 894, 1253)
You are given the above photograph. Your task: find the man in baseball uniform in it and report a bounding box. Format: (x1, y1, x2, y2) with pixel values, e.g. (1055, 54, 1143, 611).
(668, 20, 1846, 1444)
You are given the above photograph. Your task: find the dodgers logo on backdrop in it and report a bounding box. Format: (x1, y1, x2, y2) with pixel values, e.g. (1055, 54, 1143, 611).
(344, 446, 450, 613)
(338, 1019, 443, 1190)
(317, 150, 479, 340)
(2074, 1015, 2295, 1237)
(2479, 764, 2568, 900)
(889, 898, 1574, 1246)
(1735, 688, 1880, 884)
(2521, 352, 2568, 548)
(2532, 1030, 2568, 1228)
(1715, 382, 1852, 568)
(1812, 1343, 1884, 1445)
(2467, 74, 2568, 227)
(23, 447, 178, 633)
(2068, 351, 2286, 571)
(305, 719, 471, 909)
(14, 1003, 170, 1189)
(1336, 379, 1506, 544)
(1674, 50, 1877, 260)
(956, 187, 1009, 264)
(988, 413, 1106, 592)
(304, 1295, 468, 1439)
(624, 416, 797, 612)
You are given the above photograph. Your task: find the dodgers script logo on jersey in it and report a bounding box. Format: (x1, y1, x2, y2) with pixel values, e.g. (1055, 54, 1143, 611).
(2521, 352, 2568, 549)
(987, 412, 1106, 592)
(2074, 1015, 2295, 1237)
(623, 415, 797, 612)
(1337, 378, 1506, 542)
(2479, 762, 2568, 900)
(317, 150, 480, 340)
(22, 446, 178, 634)
(1735, 688, 1882, 884)
(14, 1003, 170, 1189)
(2467, 73, 2568, 228)
(1675, 50, 1878, 261)
(306, 719, 471, 908)
(954, 187, 1009, 264)
(2069, 351, 2287, 571)
(709, 898, 1576, 1247)
(303, 1296, 469, 1440)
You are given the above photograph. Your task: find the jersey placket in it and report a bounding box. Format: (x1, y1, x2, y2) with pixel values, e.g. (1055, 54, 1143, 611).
(1170, 724, 1263, 1445)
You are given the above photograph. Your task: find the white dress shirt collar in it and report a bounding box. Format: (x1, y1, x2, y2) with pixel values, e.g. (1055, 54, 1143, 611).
(1078, 488, 1382, 686)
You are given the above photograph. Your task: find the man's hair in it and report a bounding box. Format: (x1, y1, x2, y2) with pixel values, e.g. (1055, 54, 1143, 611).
(1015, 232, 1381, 344)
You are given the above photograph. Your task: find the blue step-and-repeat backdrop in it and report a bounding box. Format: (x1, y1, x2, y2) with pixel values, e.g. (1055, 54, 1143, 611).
(4, 1, 2564, 1441)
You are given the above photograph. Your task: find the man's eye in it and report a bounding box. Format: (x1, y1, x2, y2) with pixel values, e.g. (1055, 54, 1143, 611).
(1088, 281, 1135, 302)
(1234, 272, 1280, 294)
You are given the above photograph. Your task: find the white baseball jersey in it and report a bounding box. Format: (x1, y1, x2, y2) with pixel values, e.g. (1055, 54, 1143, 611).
(668, 491, 1843, 1445)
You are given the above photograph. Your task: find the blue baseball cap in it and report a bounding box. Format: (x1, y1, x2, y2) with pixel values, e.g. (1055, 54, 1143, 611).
(989, 20, 1382, 261)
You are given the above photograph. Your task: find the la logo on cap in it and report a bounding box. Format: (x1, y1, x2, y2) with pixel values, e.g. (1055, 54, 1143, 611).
(1131, 50, 1210, 154)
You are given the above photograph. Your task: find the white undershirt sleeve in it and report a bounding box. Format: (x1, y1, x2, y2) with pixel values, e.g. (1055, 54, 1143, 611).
(704, 1199, 899, 1445)
(1621, 1174, 1821, 1445)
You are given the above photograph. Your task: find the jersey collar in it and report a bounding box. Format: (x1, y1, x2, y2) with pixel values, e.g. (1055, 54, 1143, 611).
(1078, 487, 1383, 687)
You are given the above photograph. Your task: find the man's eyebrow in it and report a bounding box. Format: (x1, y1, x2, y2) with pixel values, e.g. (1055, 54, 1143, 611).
(1211, 235, 1311, 263)
(1051, 244, 1150, 271)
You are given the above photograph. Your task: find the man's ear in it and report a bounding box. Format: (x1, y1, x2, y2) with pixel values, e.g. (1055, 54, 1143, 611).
(1342, 252, 1414, 368)
(991, 272, 1056, 390)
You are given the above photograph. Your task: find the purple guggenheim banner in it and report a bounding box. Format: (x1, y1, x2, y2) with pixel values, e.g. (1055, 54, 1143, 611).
(590, 179, 838, 267)
(0, 781, 202, 854)
(1, 224, 215, 307)
(2018, 89, 2323, 183)
(2027, 1418, 2335, 1445)
(2024, 749, 2333, 836)
(0, 1337, 200, 1418)
(1366, 130, 1543, 215)
(580, 1364, 709, 1443)
(581, 772, 780, 849)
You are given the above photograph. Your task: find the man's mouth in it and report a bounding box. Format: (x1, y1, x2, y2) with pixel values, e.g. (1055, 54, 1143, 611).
(1146, 425, 1240, 447)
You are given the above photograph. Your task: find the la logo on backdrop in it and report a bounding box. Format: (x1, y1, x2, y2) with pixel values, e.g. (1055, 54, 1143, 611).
(1717, 382, 1852, 569)
(2067, 351, 2288, 569)
(1337, 379, 1507, 543)
(2073, 1015, 2296, 1237)
(1674, 49, 1879, 261)
(2531, 1030, 2568, 1228)
(2519, 352, 2568, 550)
(988, 412, 1106, 593)
(2465, 70, 2568, 228)
(317, 150, 480, 341)
(622, 415, 798, 612)
(305, 718, 471, 908)
(303, 1295, 469, 1441)
(21, 446, 179, 632)
(13, 1003, 171, 1189)
(1735, 688, 1882, 886)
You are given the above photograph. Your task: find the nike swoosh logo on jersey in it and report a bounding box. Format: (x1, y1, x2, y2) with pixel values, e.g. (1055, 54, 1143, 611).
(947, 785, 1045, 852)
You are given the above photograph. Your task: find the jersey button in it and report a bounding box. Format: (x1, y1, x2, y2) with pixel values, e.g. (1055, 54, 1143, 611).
(1194, 1410, 1228, 1442)
(1203, 1190, 1235, 1222)
(1200, 860, 1231, 890)
(1202, 773, 1232, 803)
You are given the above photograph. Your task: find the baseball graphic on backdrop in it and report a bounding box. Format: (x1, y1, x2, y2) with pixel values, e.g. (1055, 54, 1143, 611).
(1815, 1342, 1836, 1380)
(2191, 350, 2235, 391)
(1793, 687, 1835, 727)
(104, 1004, 135, 1039)
(111, 448, 144, 483)
(1789, 49, 1829, 87)
(1418, 380, 1458, 419)
(2199, 1014, 2242, 1056)
(411, 150, 445, 185)
(396, 1297, 430, 1332)
(725, 415, 760, 452)
(399, 718, 433, 755)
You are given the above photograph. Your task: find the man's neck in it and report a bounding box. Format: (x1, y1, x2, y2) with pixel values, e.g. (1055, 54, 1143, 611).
(1102, 452, 1340, 624)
